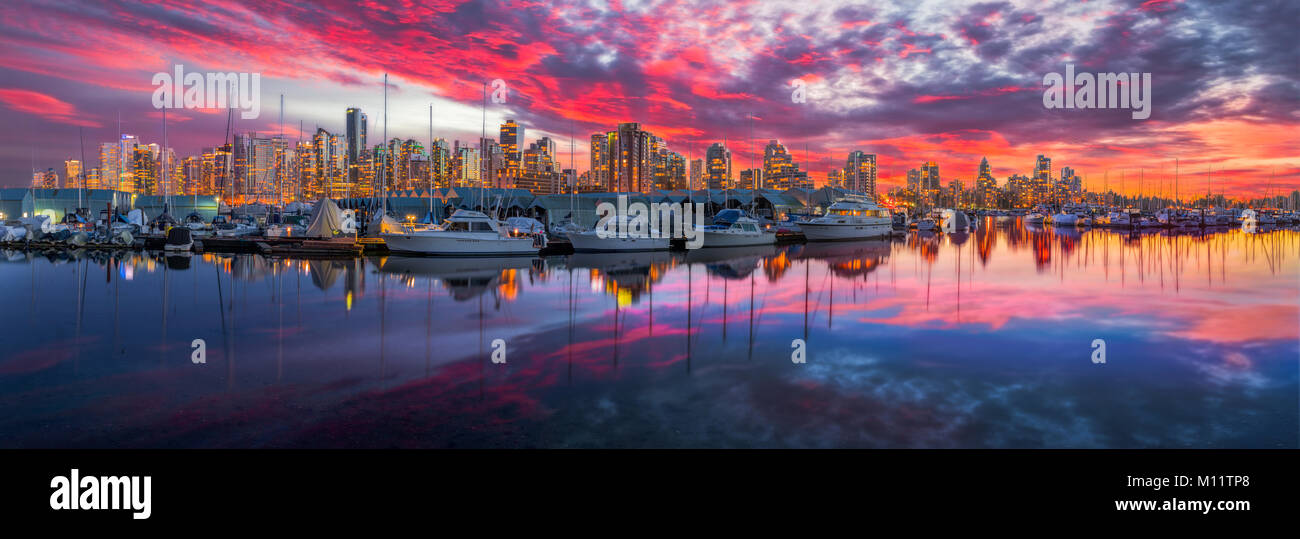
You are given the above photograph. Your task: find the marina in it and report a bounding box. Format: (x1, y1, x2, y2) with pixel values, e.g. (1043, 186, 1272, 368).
(1, 222, 1295, 448)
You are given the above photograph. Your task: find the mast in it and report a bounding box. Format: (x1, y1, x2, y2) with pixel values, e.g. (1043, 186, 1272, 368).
(749, 112, 755, 214)
(480, 81, 486, 216)
(77, 126, 86, 213)
(429, 103, 434, 220)
(382, 73, 388, 216)
(278, 93, 284, 208)
(162, 105, 167, 215)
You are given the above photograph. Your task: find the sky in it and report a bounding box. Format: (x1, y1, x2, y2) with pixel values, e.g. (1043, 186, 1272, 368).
(0, 0, 1296, 197)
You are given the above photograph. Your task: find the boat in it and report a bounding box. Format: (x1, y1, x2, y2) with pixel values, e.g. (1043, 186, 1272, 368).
(1048, 210, 1079, 226)
(910, 217, 937, 231)
(701, 214, 776, 247)
(939, 208, 972, 232)
(380, 209, 543, 256)
(163, 227, 193, 252)
(798, 196, 892, 241)
(1101, 211, 1131, 228)
(214, 215, 259, 237)
(569, 214, 671, 252)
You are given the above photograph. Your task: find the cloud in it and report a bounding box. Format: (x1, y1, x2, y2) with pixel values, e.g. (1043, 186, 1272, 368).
(0, 88, 100, 127)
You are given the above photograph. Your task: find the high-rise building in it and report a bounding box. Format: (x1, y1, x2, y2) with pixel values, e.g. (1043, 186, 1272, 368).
(32, 168, 58, 189)
(1060, 166, 1081, 195)
(64, 160, 82, 189)
(844, 151, 877, 197)
(1032, 155, 1052, 205)
(689, 158, 703, 190)
(610, 123, 651, 192)
(233, 133, 287, 201)
(762, 140, 809, 190)
(500, 119, 524, 185)
(976, 157, 998, 207)
(455, 143, 480, 187)
(346, 107, 367, 186)
(479, 137, 504, 188)
(302, 129, 346, 199)
(589, 133, 610, 190)
(430, 139, 451, 188)
(705, 142, 731, 190)
(738, 169, 763, 189)
(132, 145, 158, 195)
(182, 155, 203, 196)
(921, 161, 940, 191)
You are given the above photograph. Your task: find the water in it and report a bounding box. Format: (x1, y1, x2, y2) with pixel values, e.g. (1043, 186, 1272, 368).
(2, 222, 1297, 448)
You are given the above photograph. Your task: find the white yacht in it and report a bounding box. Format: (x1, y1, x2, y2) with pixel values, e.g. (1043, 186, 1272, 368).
(381, 209, 543, 256)
(701, 215, 776, 247)
(799, 197, 892, 241)
(569, 215, 670, 252)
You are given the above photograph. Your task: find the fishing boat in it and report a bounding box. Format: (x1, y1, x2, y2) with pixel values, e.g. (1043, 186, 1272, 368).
(799, 196, 892, 241)
(381, 209, 543, 256)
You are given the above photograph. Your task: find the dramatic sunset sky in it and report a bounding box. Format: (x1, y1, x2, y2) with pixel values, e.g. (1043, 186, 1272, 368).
(0, 0, 1295, 197)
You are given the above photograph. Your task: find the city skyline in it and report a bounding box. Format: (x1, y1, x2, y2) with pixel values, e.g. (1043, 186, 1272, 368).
(0, 0, 1296, 197)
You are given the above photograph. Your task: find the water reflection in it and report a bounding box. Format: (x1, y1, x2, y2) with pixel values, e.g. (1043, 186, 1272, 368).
(1, 224, 1297, 448)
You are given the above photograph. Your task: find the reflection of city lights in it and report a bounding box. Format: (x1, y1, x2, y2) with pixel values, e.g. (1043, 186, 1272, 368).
(346, 290, 353, 311)
(617, 288, 632, 307)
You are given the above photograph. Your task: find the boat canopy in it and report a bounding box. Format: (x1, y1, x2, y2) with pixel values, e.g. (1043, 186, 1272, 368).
(306, 198, 347, 238)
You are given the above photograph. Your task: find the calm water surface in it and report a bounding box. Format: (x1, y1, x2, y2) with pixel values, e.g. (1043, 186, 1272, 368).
(2, 222, 1297, 448)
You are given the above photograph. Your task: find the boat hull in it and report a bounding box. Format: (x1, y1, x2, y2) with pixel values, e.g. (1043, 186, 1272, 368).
(701, 230, 777, 247)
(799, 222, 892, 241)
(381, 232, 540, 256)
(569, 232, 670, 252)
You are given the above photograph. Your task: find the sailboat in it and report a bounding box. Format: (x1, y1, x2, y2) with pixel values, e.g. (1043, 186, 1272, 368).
(701, 113, 775, 248)
(380, 81, 541, 256)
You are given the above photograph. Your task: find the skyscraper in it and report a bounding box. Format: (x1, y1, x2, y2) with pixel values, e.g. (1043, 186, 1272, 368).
(1032, 155, 1052, 205)
(63, 160, 82, 189)
(976, 157, 998, 207)
(762, 140, 809, 190)
(590, 133, 610, 190)
(844, 151, 877, 197)
(346, 107, 367, 186)
(611, 123, 650, 192)
(500, 119, 524, 185)
(705, 142, 731, 190)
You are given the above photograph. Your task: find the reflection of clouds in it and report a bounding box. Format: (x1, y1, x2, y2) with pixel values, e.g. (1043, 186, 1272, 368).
(3, 227, 1297, 448)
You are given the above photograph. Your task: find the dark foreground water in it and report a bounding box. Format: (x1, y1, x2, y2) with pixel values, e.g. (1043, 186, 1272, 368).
(2, 223, 1297, 448)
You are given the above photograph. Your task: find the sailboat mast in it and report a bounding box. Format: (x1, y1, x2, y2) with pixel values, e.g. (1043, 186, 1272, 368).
(382, 73, 388, 216)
